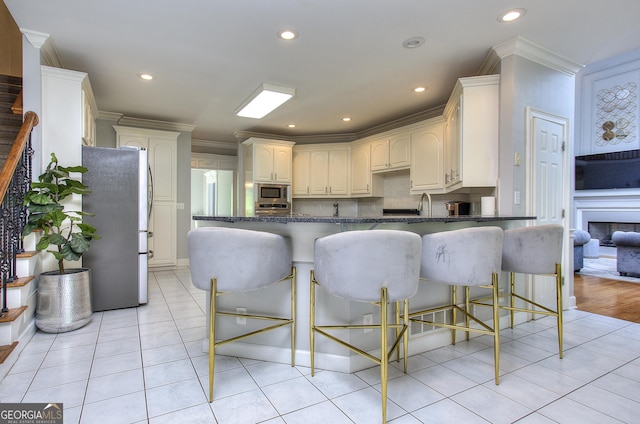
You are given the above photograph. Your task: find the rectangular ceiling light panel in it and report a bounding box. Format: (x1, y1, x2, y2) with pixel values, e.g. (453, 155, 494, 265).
(235, 83, 296, 119)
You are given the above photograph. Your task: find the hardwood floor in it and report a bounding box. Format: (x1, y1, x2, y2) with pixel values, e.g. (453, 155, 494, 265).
(574, 272, 640, 323)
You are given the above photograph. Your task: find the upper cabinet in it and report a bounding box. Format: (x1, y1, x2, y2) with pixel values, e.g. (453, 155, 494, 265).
(243, 138, 294, 184)
(293, 144, 349, 197)
(350, 142, 375, 196)
(370, 134, 411, 172)
(443, 75, 499, 191)
(410, 119, 445, 193)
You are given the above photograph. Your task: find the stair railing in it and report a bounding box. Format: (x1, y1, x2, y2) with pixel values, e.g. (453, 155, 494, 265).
(0, 111, 38, 315)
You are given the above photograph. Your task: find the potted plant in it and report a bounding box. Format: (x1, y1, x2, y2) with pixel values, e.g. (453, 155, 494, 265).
(22, 152, 99, 333)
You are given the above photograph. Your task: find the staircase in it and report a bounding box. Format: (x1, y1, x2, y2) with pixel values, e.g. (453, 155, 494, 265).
(0, 75, 22, 167)
(0, 74, 39, 378)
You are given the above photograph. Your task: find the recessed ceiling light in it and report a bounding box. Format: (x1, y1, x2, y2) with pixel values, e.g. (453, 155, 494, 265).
(414, 86, 427, 93)
(402, 36, 425, 49)
(342, 117, 351, 122)
(287, 124, 296, 128)
(138, 73, 154, 80)
(499, 8, 526, 22)
(278, 30, 298, 40)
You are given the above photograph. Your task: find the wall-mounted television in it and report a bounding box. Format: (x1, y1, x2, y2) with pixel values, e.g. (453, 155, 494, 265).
(575, 149, 640, 190)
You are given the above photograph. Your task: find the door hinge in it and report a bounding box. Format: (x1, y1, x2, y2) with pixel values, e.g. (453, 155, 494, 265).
(561, 209, 565, 218)
(562, 141, 566, 152)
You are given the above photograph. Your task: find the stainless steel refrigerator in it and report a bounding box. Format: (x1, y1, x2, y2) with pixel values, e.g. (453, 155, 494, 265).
(82, 146, 149, 311)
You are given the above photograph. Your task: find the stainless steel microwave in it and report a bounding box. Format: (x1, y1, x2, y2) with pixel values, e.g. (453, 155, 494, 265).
(256, 183, 289, 203)
(255, 183, 291, 215)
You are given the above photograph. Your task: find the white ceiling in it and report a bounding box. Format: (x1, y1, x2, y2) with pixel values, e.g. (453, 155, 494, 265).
(6, 0, 640, 144)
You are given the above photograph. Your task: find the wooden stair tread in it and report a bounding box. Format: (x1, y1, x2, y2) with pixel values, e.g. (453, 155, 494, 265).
(16, 250, 39, 259)
(6, 276, 35, 288)
(0, 306, 28, 323)
(0, 341, 18, 364)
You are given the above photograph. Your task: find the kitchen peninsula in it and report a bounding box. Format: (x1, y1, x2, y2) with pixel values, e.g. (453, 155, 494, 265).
(191, 214, 535, 373)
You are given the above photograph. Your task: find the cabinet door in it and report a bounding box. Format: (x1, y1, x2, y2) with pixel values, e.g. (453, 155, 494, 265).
(328, 149, 349, 195)
(389, 133, 411, 169)
(148, 137, 177, 202)
(350, 144, 371, 194)
(119, 135, 148, 149)
(410, 122, 444, 191)
(148, 201, 176, 267)
(444, 99, 461, 188)
(273, 145, 292, 183)
(309, 150, 329, 195)
(292, 150, 310, 196)
(370, 139, 389, 171)
(254, 144, 275, 182)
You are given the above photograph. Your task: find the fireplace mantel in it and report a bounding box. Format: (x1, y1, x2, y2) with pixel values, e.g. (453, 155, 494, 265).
(574, 188, 640, 231)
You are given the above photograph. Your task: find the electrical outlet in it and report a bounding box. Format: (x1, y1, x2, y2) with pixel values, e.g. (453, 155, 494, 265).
(236, 307, 247, 325)
(363, 313, 373, 333)
(499, 289, 506, 304)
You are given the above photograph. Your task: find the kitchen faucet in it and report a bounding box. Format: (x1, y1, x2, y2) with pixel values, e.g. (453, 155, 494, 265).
(418, 192, 432, 217)
(333, 202, 339, 217)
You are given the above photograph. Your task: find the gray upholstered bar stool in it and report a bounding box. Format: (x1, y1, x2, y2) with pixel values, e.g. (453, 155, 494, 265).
(310, 229, 421, 424)
(410, 226, 504, 384)
(501, 224, 564, 358)
(188, 227, 296, 402)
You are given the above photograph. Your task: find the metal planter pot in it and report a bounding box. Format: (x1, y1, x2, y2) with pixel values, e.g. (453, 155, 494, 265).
(36, 268, 93, 333)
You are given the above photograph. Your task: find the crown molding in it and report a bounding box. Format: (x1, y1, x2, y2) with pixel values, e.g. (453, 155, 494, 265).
(97, 111, 123, 121)
(492, 36, 584, 76)
(21, 29, 64, 68)
(192, 138, 237, 151)
(233, 105, 445, 145)
(357, 105, 445, 139)
(117, 116, 196, 133)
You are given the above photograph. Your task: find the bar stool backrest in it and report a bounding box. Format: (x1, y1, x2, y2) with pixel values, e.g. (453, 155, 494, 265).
(313, 230, 422, 302)
(502, 224, 564, 275)
(420, 226, 504, 286)
(188, 227, 292, 292)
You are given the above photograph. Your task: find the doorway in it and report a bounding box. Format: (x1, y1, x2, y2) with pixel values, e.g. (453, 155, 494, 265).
(191, 168, 235, 219)
(525, 108, 571, 308)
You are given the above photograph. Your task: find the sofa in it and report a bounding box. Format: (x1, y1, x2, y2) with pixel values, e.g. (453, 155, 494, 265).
(573, 230, 591, 272)
(612, 231, 640, 277)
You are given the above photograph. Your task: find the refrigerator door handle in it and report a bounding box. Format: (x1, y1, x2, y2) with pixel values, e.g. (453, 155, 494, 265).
(148, 165, 154, 219)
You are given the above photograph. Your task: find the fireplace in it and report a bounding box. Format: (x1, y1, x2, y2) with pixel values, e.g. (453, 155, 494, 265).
(574, 188, 640, 246)
(588, 222, 640, 246)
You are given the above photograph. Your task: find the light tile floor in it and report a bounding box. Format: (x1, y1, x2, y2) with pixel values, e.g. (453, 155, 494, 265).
(1, 267, 640, 423)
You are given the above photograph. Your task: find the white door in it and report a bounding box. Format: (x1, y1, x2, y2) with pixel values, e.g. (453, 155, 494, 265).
(526, 108, 570, 311)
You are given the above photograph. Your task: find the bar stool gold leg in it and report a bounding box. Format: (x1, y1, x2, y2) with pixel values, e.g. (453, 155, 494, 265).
(451, 285, 457, 344)
(556, 264, 563, 358)
(291, 266, 296, 367)
(492, 273, 500, 384)
(208, 278, 217, 403)
(403, 299, 409, 373)
(465, 286, 470, 341)
(380, 287, 388, 424)
(309, 270, 316, 377)
(509, 272, 515, 328)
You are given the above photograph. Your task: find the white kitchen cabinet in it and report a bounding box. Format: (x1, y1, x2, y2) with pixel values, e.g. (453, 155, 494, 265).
(443, 75, 499, 191)
(292, 149, 311, 196)
(350, 142, 383, 197)
(410, 119, 445, 192)
(371, 133, 411, 172)
(244, 138, 294, 184)
(292, 145, 349, 197)
(115, 125, 179, 268)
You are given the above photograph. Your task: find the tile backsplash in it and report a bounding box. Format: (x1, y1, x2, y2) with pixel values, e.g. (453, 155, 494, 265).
(291, 170, 494, 217)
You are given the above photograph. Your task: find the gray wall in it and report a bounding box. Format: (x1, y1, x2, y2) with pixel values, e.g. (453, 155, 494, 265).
(497, 55, 576, 216)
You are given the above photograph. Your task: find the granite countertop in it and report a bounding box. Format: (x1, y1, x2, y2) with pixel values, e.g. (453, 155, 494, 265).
(192, 215, 536, 224)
